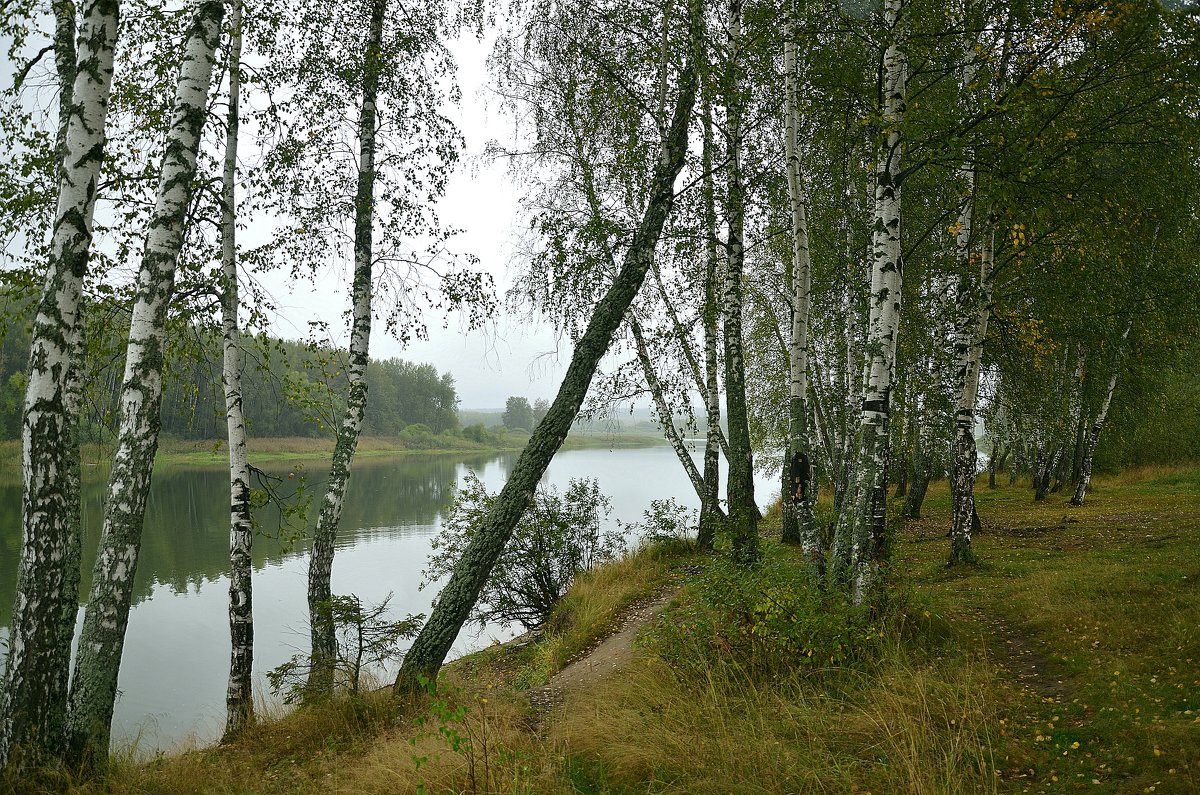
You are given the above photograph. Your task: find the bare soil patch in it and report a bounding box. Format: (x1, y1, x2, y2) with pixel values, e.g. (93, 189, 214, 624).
(527, 589, 676, 715)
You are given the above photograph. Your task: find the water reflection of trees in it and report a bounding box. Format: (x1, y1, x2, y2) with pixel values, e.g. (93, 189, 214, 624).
(0, 453, 503, 628)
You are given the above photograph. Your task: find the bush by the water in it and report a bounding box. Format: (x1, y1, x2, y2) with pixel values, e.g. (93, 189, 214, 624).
(424, 474, 624, 629)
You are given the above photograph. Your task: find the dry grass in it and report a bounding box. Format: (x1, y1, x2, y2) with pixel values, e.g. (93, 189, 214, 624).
(551, 649, 1001, 794)
(13, 464, 1197, 795)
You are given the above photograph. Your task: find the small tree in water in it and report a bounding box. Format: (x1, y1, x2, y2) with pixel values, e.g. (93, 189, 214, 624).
(268, 594, 421, 703)
(425, 474, 623, 629)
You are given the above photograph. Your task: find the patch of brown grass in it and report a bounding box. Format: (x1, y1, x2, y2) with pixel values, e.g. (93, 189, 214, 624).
(550, 650, 1000, 794)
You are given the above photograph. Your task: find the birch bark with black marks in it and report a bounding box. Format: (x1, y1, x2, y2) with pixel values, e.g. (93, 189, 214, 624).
(697, 95, 723, 550)
(306, 0, 384, 696)
(66, 2, 224, 767)
(780, 8, 820, 577)
(1035, 444, 1058, 501)
(627, 313, 707, 501)
(721, 0, 758, 564)
(949, 221, 993, 566)
(394, 47, 697, 692)
(0, 0, 119, 770)
(648, 262, 729, 461)
(831, 0, 906, 602)
(220, 0, 253, 740)
(1070, 324, 1130, 506)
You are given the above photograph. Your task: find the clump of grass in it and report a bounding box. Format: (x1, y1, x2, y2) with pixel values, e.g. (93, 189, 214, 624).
(550, 645, 1001, 794)
(70, 690, 399, 795)
(331, 683, 547, 794)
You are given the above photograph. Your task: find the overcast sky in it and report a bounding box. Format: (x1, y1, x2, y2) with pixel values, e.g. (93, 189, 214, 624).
(3, 19, 571, 411)
(255, 33, 569, 410)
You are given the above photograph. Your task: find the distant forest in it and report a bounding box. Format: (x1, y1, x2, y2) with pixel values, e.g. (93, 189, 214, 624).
(0, 300, 460, 442)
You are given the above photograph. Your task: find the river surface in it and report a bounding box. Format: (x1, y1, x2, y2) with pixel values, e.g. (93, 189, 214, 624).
(0, 443, 776, 753)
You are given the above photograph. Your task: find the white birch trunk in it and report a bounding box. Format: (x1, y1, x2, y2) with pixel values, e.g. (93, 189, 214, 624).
(220, 0, 253, 740)
(1070, 324, 1130, 506)
(306, 0, 384, 694)
(697, 97, 723, 550)
(832, 0, 906, 603)
(0, 0, 119, 769)
(66, 2, 224, 767)
(781, 16, 820, 575)
(949, 220, 993, 565)
(721, 0, 758, 563)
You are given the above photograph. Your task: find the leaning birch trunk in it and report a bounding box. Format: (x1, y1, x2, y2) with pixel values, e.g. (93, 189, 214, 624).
(780, 15, 820, 577)
(697, 96, 723, 550)
(573, 106, 721, 519)
(306, 0, 384, 696)
(394, 52, 697, 692)
(1071, 325, 1130, 506)
(627, 314, 708, 501)
(721, 0, 758, 564)
(220, 0, 253, 740)
(0, 0, 119, 770)
(948, 222, 993, 566)
(831, 0, 906, 603)
(648, 262, 729, 460)
(65, 3, 224, 768)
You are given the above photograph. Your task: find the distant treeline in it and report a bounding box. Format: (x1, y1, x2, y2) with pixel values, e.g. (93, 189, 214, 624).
(0, 304, 462, 442)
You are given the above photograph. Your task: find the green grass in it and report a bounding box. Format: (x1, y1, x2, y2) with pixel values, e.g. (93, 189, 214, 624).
(23, 464, 1199, 795)
(898, 467, 1200, 793)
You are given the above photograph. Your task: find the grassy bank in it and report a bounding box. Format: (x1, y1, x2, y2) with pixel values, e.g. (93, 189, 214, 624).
(19, 465, 1198, 794)
(0, 430, 665, 471)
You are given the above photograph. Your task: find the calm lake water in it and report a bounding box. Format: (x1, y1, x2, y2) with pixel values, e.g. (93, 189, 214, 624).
(0, 444, 776, 753)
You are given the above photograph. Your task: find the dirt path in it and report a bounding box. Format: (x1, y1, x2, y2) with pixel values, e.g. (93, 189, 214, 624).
(527, 589, 676, 714)
(973, 608, 1072, 702)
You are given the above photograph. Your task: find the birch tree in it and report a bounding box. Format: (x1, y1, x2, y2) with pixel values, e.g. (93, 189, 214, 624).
(1070, 324, 1129, 506)
(395, 0, 699, 690)
(697, 98, 724, 549)
(254, 0, 474, 695)
(305, 0, 385, 697)
(0, 0, 120, 769)
(779, 0, 819, 575)
(720, 0, 757, 564)
(66, 1, 225, 766)
(831, 0, 906, 601)
(219, 0, 253, 739)
(948, 220, 993, 565)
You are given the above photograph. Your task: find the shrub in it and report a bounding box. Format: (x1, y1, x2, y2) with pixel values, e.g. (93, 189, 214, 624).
(619, 497, 697, 548)
(649, 554, 885, 681)
(267, 593, 422, 703)
(462, 422, 495, 445)
(424, 474, 624, 629)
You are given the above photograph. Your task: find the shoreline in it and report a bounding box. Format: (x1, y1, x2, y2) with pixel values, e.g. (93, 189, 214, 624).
(0, 431, 668, 472)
